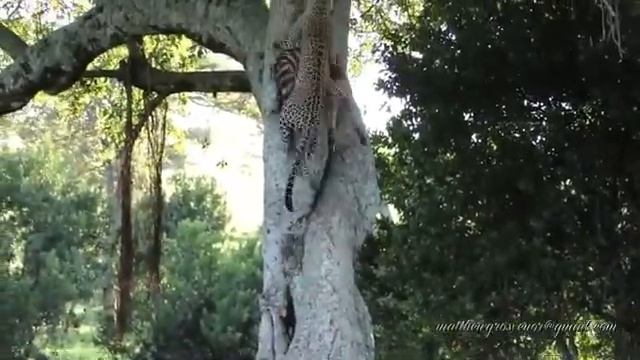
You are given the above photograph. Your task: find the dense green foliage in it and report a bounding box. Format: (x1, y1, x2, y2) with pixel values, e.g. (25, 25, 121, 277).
(163, 173, 230, 238)
(130, 220, 260, 360)
(363, 1, 639, 359)
(1, 3, 262, 358)
(126, 176, 261, 360)
(0, 143, 261, 359)
(0, 145, 108, 358)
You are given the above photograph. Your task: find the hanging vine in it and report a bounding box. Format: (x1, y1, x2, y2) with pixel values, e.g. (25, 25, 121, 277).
(595, 0, 624, 57)
(114, 48, 136, 340)
(145, 90, 169, 300)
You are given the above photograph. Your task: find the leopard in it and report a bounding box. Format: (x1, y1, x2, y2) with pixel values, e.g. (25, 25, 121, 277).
(274, 0, 348, 212)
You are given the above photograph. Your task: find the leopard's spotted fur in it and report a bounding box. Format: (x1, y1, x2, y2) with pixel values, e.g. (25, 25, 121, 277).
(276, 0, 347, 212)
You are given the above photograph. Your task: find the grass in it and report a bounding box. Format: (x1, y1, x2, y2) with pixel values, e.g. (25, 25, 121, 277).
(36, 303, 114, 360)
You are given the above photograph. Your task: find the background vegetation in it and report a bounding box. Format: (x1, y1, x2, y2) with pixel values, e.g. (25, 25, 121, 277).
(359, 0, 639, 359)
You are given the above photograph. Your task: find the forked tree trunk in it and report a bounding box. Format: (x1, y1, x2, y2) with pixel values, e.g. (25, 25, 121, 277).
(256, 1, 380, 359)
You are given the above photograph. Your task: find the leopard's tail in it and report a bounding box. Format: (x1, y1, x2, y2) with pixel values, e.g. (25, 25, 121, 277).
(284, 157, 301, 212)
(285, 128, 334, 213)
(285, 126, 313, 212)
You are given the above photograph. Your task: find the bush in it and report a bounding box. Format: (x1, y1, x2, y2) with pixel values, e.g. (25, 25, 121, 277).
(0, 149, 108, 358)
(130, 220, 261, 360)
(164, 173, 229, 238)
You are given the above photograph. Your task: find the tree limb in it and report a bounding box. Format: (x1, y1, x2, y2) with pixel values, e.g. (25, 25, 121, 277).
(0, 23, 28, 59)
(0, 0, 268, 116)
(83, 61, 250, 94)
(88, 36, 250, 94)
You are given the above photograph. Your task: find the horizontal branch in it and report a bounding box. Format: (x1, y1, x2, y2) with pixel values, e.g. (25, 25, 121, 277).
(83, 61, 251, 94)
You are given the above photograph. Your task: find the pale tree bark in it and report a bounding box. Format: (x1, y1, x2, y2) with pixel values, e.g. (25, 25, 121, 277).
(257, 1, 379, 359)
(0, 0, 382, 358)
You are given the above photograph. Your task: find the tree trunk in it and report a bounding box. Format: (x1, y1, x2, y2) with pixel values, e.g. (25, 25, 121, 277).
(256, 1, 380, 359)
(115, 131, 135, 339)
(0, 0, 381, 357)
(148, 167, 162, 296)
(147, 157, 163, 298)
(147, 105, 167, 299)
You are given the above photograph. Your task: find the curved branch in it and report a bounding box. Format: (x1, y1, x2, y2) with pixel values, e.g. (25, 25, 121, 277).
(0, 0, 269, 115)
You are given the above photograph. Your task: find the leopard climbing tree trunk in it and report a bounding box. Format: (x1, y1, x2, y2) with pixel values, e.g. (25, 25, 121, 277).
(0, 0, 381, 358)
(257, 1, 379, 359)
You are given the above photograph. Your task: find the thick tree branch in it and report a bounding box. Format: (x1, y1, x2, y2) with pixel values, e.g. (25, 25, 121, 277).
(83, 62, 250, 94)
(0, 23, 28, 59)
(0, 0, 268, 116)
(84, 36, 250, 96)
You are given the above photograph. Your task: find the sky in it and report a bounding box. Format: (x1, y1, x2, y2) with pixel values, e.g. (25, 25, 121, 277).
(351, 63, 403, 133)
